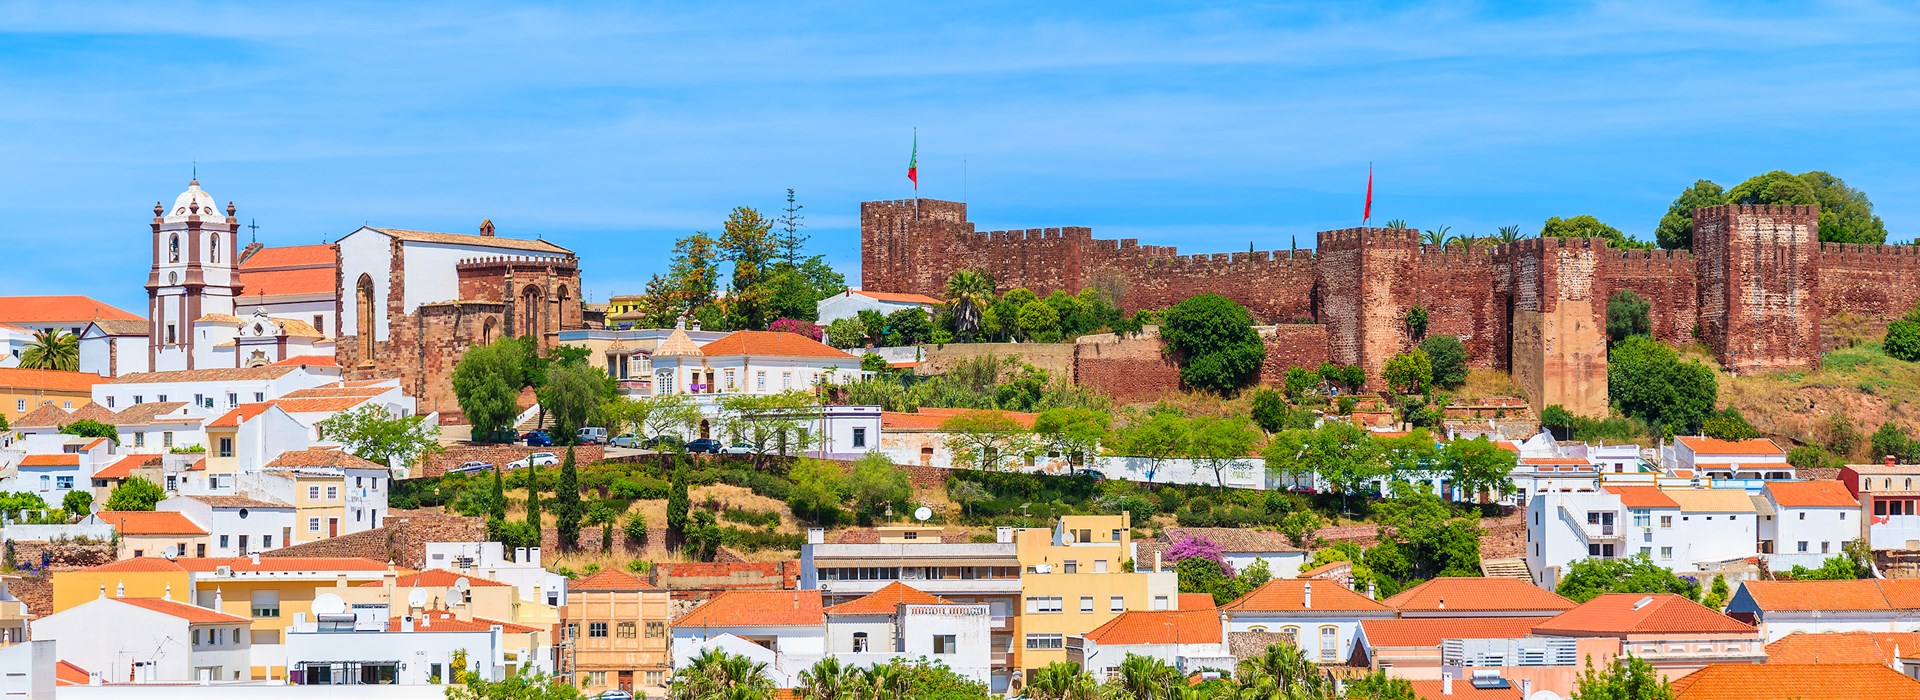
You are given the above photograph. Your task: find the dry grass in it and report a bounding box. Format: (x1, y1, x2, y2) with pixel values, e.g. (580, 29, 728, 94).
(1456, 368, 1524, 403)
(1717, 341, 1920, 451)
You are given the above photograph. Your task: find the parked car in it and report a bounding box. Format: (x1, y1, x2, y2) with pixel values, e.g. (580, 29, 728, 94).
(595, 692, 635, 700)
(577, 427, 608, 445)
(507, 452, 559, 470)
(1080, 469, 1107, 480)
(521, 430, 553, 447)
(720, 442, 758, 455)
(446, 461, 493, 475)
(609, 433, 642, 448)
(685, 438, 723, 454)
(643, 435, 684, 450)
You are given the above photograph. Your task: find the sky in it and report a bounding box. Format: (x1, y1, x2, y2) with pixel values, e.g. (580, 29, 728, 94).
(2, 1, 1917, 314)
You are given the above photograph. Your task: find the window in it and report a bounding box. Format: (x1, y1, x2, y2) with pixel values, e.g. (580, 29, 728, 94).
(1660, 515, 1673, 528)
(1027, 596, 1063, 613)
(933, 634, 957, 654)
(646, 671, 665, 686)
(211, 233, 221, 262)
(262, 535, 272, 548)
(13, 399, 21, 412)
(782, 371, 792, 389)
(852, 427, 867, 448)
(326, 486, 338, 500)
(55, 476, 73, 490)
(194, 629, 202, 646)
(218, 438, 233, 458)
(1025, 634, 1064, 650)
(62, 401, 71, 409)
(756, 371, 766, 391)
(1640, 547, 1652, 557)
(251, 591, 281, 618)
(1110, 596, 1125, 612)
(1822, 541, 1832, 554)
(565, 624, 579, 639)
(1064, 561, 1078, 574)
(309, 486, 321, 500)
(135, 432, 145, 447)
(133, 395, 144, 405)
(194, 394, 204, 407)
(589, 622, 608, 638)
(645, 621, 665, 638)
(1797, 541, 1809, 552)
(313, 315, 325, 336)
(219, 535, 230, 548)
(1661, 546, 1673, 559)
(724, 369, 736, 390)
(617, 622, 636, 638)
(227, 393, 237, 408)
(1319, 626, 1338, 661)
(1152, 595, 1169, 610)
(1280, 626, 1300, 645)
(1094, 559, 1109, 573)
(166, 325, 176, 345)
(38, 476, 49, 491)
(308, 517, 321, 532)
(1080, 596, 1094, 612)
(1631, 509, 1650, 527)
(852, 632, 869, 652)
(106, 396, 115, 408)
(254, 392, 264, 402)
(1799, 512, 1807, 521)
(163, 432, 174, 448)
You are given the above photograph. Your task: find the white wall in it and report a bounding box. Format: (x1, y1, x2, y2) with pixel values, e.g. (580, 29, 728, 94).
(816, 295, 931, 325)
(1768, 505, 1858, 563)
(1223, 612, 1374, 663)
(31, 599, 252, 684)
(0, 639, 55, 700)
(159, 498, 294, 555)
(897, 605, 992, 685)
(336, 228, 393, 341)
(284, 627, 500, 684)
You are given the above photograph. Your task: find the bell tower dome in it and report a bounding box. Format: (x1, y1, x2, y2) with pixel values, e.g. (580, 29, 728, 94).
(147, 178, 243, 372)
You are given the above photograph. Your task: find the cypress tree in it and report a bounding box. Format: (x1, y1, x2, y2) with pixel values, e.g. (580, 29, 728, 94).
(555, 447, 583, 549)
(524, 460, 542, 534)
(667, 462, 690, 545)
(489, 464, 507, 520)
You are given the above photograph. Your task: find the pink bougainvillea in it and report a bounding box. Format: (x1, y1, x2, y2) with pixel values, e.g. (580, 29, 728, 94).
(769, 318, 822, 341)
(1164, 534, 1234, 577)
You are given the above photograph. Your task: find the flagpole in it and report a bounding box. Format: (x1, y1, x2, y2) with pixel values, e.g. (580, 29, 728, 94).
(912, 127, 921, 220)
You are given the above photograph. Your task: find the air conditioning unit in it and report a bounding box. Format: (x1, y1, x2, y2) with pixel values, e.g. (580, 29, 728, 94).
(215, 565, 232, 576)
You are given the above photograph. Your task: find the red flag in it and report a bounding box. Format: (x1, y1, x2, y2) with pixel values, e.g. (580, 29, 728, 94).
(1363, 164, 1373, 224)
(908, 130, 918, 190)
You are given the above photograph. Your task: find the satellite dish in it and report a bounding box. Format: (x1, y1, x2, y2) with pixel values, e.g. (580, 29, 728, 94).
(913, 506, 933, 522)
(162, 550, 177, 561)
(453, 577, 471, 591)
(408, 588, 429, 609)
(312, 593, 346, 616)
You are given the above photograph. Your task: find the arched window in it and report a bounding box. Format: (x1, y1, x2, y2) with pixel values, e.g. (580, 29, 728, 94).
(1280, 626, 1299, 646)
(1907, 478, 1913, 491)
(555, 285, 571, 325)
(1247, 625, 1268, 633)
(520, 285, 544, 338)
(654, 370, 674, 396)
(851, 632, 868, 653)
(169, 234, 180, 263)
(481, 317, 498, 345)
(356, 274, 376, 358)
(1318, 626, 1337, 661)
(210, 233, 221, 262)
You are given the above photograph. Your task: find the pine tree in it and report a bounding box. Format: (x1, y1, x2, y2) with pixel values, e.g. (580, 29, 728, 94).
(554, 447, 583, 549)
(777, 188, 807, 264)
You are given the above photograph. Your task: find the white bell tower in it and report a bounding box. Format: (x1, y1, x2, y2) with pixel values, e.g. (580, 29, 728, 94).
(147, 179, 242, 372)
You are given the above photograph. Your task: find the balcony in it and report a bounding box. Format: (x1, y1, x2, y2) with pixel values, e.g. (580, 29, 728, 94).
(1558, 506, 1622, 542)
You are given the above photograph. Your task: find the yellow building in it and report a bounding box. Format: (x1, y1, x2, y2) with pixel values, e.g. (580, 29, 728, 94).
(50, 555, 397, 680)
(0, 367, 107, 426)
(564, 568, 673, 697)
(1013, 513, 1179, 675)
(344, 568, 555, 677)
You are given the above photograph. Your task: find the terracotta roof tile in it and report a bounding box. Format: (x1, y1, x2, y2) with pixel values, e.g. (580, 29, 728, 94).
(849, 290, 943, 305)
(672, 589, 824, 627)
(269, 355, 338, 367)
(1677, 436, 1786, 456)
(1765, 480, 1859, 508)
(239, 243, 337, 270)
(207, 403, 272, 428)
(117, 597, 250, 624)
(0, 295, 142, 324)
(183, 495, 290, 509)
(55, 660, 89, 686)
(98, 511, 208, 536)
(1407, 679, 1522, 700)
(1737, 580, 1902, 612)
(1360, 617, 1556, 648)
(93, 454, 161, 480)
(83, 557, 186, 573)
(109, 401, 190, 426)
(9, 402, 70, 428)
(264, 513, 484, 568)
(19, 454, 80, 467)
(696, 330, 856, 359)
(1296, 561, 1350, 579)
(65, 402, 118, 424)
(239, 267, 336, 297)
(174, 556, 390, 573)
(825, 581, 952, 615)
(1383, 577, 1576, 614)
(1220, 580, 1393, 614)
(1532, 593, 1754, 636)
(1669, 663, 1920, 700)
(357, 568, 509, 588)
(1084, 609, 1222, 646)
(265, 448, 382, 470)
(0, 368, 109, 393)
(1180, 593, 1217, 610)
(1765, 631, 1920, 664)
(1603, 486, 1680, 509)
(268, 397, 374, 413)
(570, 568, 658, 592)
(881, 407, 1038, 431)
(108, 366, 300, 384)
(385, 610, 538, 634)
(369, 227, 572, 254)
(1663, 488, 1759, 513)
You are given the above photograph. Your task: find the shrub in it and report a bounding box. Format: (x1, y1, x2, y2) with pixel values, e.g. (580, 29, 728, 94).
(768, 318, 822, 341)
(1886, 321, 1920, 362)
(621, 511, 648, 543)
(612, 476, 670, 500)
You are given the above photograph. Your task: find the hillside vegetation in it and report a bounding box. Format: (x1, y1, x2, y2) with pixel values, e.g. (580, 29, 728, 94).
(1719, 340, 1920, 455)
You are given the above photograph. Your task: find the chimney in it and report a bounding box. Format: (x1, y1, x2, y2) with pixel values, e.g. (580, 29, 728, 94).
(807, 528, 825, 545)
(214, 587, 224, 610)
(529, 547, 541, 566)
(1367, 579, 1377, 600)
(1303, 582, 1313, 609)
(420, 613, 431, 628)
(691, 319, 702, 332)
(250, 552, 260, 566)
(98, 583, 106, 599)
(1154, 551, 1163, 573)
(515, 547, 528, 563)
(1442, 671, 1453, 695)
(996, 527, 1014, 543)
(402, 615, 415, 633)
(336, 572, 349, 590)
(1889, 455, 1898, 467)
(1438, 597, 1446, 610)
(115, 581, 125, 598)
(1522, 679, 1533, 697)
(164, 584, 172, 601)
(479, 219, 495, 237)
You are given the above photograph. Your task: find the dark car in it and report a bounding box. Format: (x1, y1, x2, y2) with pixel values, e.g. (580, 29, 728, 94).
(685, 438, 723, 454)
(522, 430, 553, 447)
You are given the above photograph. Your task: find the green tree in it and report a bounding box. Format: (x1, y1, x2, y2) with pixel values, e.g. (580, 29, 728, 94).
(1026, 661, 1099, 700)
(59, 419, 118, 442)
(1606, 289, 1652, 344)
(1160, 294, 1265, 394)
(944, 270, 996, 342)
(1382, 349, 1432, 395)
(942, 411, 1037, 471)
(1554, 554, 1701, 603)
(18, 329, 78, 371)
(1541, 214, 1648, 249)
(636, 394, 702, 445)
(1344, 671, 1419, 700)
(845, 451, 912, 521)
(1700, 408, 1758, 441)
(1032, 407, 1110, 472)
(444, 671, 585, 700)
(1404, 305, 1429, 340)
(1264, 421, 1386, 511)
(524, 459, 542, 532)
(1372, 492, 1483, 584)
(315, 405, 444, 470)
(553, 447, 583, 549)
(1654, 179, 1726, 250)
(1281, 367, 1319, 400)
(1885, 321, 1920, 362)
(1110, 654, 1180, 700)
(1016, 299, 1060, 341)
(1785, 543, 1873, 580)
(1569, 655, 1673, 700)
(452, 338, 527, 441)
(538, 362, 615, 446)
(1701, 574, 1730, 611)
(775, 188, 808, 264)
(667, 464, 690, 541)
(1188, 415, 1259, 489)
(883, 307, 932, 346)
(1608, 335, 1716, 434)
(622, 510, 648, 544)
(1112, 409, 1190, 482)
(717, 206, 780, 330)
(824, 317, 865, 349)
(1250, 387, 1307, 434)
(717, 391, 823, 464)
(1439, 436, 1517, 502)
(1418, 335, 1467, 389)
(61, 490, 92, 517)
(797, 656, 863, 700)
(105, 476, 166, 512)
(587, 502, 618, 553)
(490, 464, 507, 520)
(1828, 414, 1863, 458)
(668, 648, 775, 700)
(788, 458, 847, 525)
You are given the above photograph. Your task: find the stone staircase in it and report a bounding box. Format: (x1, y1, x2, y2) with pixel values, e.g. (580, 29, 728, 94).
(1481, 557, 1532, 581)
(513, 405, 552, 434)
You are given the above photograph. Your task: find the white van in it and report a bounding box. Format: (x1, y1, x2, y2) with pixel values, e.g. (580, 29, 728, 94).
(577, 427, 608, 445)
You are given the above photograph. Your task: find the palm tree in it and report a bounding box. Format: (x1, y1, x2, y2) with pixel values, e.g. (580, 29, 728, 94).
(863, 662, 912, 700)
(1422, 226, 1452, 248)
(1027, 661, 1099, 700)
(798, 657, 863, 700)
(1238, 642, 1324, 697)
(944, 269, 995, 341)
(1112, 654, 1180, 700)
(1497, 224, 1526, 244)
(1382, 218, 1409, 230)
(19, 329, 78, 371)
(670, 648, 775, 700)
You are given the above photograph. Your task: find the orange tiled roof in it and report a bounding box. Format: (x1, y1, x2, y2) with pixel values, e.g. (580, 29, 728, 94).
(117, 597, 250, 624)
(1383, 577, 1576, 614)
(19, 454, 80, 467)
(357, 569, 509, 588)
(55, 660, 89, 686)
(108, 366, 299, 384)
(207, 403, 272, 428)
(1669, 663, 1920, 699)
(97, 511, 208, 536)
(268, 396, 372, 413)
(1765, 631, 1920, 665)
(881, 407, 1039, 431)
(386, 610, 538, 634)
(93, 454, 160, 480)
(1765, 480, 1859, 508)
(1736, 579, 1920, 612)
(265, 448, 382, 470)
(280, 385, 393, 399)
(1220, 580, 1393, 613)
(110, 401, 190, 426)
(239, 267, 336, 297)
(0, 367, 109, 393)
(240, 243, 336, 269)
(174, 556, 390, 573)
(673, 589, 824, 628)
(269, 355, 338, 367)
(367, 227, 572, 254)
(825, 581, 952, 615)
(83, 557, 186, 573)
(570, 568, 657, 592)
(184, 495, 289, 509)
(1532, 593, 1754, 636)
(1604, 486, 1680, 509)
(850, 289, 943, 305)
(1360, 617, 1555, 648)
(1297, 561, 1351, 579)
(1084, 608, 1222, 646)
(1180, 592, 1217, 610)
(1677, 436, 1786, 456)
(0, 295, 142, 324)
(696, 330, 855, 359)
(8, 403, 69, 428)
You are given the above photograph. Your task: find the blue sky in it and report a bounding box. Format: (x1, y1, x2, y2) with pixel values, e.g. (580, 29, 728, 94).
(3, 1, 1917, 314)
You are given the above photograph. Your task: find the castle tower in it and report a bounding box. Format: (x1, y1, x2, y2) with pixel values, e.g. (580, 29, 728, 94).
(147, 179, 243, 372)
(859, 199, 970, 297)
(1692, 204, 1822, 373)
(1507, 238, 1609, 417)
(1313, 226, 1422, 384)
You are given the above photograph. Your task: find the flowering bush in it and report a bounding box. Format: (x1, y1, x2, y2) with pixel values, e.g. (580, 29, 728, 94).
(1164, 534, 1234, 577)
(769, 318, 822, 341)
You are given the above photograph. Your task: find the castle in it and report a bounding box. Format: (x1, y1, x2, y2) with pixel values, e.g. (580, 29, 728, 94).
(862, 199, 1920, 415)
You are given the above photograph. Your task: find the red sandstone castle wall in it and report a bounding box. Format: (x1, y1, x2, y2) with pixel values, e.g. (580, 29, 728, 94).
(1817, 243, 1920, 344)
(1598, 248, 1700, 346)
(1693, 204, 1821, 372)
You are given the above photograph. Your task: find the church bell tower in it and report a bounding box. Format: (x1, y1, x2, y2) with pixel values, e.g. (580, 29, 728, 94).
(147, 179, 243, 372)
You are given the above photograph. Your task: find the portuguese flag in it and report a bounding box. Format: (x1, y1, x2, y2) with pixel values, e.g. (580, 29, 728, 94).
(907, 130, 918, 190)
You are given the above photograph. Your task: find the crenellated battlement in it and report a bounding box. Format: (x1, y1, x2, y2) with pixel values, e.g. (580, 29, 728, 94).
(1695, 203, 1821, 220)
(1316, 227, 1422, 249)
(455, 255, 579, 273)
